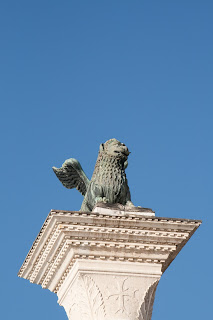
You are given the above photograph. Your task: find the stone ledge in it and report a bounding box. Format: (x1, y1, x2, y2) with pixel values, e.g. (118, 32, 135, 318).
(93, 202, 155, 216)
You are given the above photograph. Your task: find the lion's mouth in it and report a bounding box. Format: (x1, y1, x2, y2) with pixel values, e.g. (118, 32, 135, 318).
(114, 149, 130, 156)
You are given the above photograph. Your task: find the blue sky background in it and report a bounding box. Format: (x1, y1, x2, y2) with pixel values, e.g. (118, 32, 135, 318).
(1, 1, 212, 319)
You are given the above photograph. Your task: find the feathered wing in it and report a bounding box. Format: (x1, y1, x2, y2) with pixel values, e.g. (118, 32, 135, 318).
(52, 158, 90, 196)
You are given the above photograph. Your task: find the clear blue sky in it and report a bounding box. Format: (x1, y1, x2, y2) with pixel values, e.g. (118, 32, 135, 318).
(1, 1, 212, 319)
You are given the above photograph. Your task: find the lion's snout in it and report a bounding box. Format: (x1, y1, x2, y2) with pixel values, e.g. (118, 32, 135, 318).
(122, 145, 130, 156)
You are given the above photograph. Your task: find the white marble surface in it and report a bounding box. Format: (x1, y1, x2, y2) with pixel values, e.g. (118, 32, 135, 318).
(92, 203, 155, 217)
(18, 206, 201, 320)
(59, 260, 160, 320)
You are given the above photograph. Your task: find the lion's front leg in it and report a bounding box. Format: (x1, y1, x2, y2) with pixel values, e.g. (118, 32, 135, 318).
(90, 183, 110, 207)
(125, 187, 135, 207)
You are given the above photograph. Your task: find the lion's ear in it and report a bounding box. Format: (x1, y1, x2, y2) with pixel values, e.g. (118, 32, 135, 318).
(99, 143, 104, 152)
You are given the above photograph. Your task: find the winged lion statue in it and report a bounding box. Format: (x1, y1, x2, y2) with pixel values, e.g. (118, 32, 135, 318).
(52, 138, 135, 211)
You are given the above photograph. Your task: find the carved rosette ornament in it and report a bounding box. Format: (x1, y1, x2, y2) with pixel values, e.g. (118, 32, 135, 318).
(18, 206, 201, 320)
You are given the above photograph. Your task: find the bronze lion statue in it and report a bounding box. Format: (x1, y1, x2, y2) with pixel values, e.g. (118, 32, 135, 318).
(53, 138, 134, 211)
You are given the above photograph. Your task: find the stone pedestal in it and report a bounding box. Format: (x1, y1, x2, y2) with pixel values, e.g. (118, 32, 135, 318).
(18, 205, 201, 320)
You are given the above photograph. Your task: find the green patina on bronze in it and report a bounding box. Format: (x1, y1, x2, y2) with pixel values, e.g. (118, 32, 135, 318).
(53, 139, 134, 211)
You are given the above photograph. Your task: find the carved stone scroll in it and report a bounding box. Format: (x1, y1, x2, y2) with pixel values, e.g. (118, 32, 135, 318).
(138, 281, 159, 320)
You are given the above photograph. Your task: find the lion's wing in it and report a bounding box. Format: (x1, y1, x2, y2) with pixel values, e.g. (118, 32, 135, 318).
(52, 158, 89, 196)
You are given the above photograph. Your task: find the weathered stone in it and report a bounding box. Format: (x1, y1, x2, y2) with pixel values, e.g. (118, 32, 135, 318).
(18, 206, 201, 320)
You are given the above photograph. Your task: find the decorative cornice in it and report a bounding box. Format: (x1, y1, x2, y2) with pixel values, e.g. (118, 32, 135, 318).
(18, 208, 201, 294)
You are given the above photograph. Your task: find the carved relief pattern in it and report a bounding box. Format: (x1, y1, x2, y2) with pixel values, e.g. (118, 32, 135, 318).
(83, 275, 106, 319)
(68, 278, 90, 320)
(106, 276, 139, 318)
(68, 275, 106, 320)
(137, 281, 159, 320)
(18, 209, 201, 320)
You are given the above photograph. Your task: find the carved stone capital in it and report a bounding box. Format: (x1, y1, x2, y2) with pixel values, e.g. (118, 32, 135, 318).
(18, 206, 201, 320)
(58, 260, 161, 320)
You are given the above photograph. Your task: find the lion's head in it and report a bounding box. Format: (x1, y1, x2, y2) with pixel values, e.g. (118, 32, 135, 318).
(91, 138, 130, 183)
(99, 138, 130, 160)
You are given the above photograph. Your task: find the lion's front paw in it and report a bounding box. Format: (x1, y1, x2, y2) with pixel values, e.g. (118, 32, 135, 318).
(102, 197, 109, 203)
(95, 197, 109, 204)
(126, 201, 135, 208)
